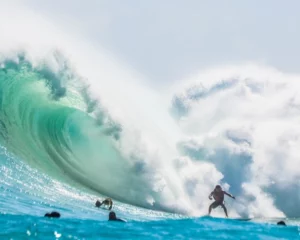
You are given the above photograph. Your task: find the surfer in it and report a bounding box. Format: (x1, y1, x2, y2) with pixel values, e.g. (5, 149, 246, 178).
(95, 198, 113, 210)
(108, 211, 126, 222)
(208, 185, 235, 217)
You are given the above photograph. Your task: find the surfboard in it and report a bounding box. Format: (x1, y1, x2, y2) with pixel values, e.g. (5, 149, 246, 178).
(201, 215, 252, 221)
(97, 206, 111, 211)
(232, 218, 252, 221)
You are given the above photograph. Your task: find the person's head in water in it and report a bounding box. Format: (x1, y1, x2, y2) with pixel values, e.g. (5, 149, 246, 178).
(44, 211, 60, 218)
(108, 211, 125, 222)
(95, 200, 101, 208)
(109, 211, 117, 220)
(277, 221, 286, 226)
(215, 185, 222, 192)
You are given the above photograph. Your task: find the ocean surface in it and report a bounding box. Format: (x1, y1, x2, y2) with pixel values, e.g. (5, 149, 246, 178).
(1, 155, 299, 240)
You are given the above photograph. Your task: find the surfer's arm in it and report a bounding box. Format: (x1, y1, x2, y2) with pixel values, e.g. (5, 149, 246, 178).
(224, 191, 235, 199)
(208, 192, 213, 200)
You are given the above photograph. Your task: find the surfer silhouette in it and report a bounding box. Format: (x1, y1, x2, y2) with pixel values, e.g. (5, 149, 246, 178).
(208, 185, 235, 217)
(95, 198, 113, 210)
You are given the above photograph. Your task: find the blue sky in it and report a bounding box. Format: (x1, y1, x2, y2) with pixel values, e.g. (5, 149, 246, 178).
(25, 0, 300, 83)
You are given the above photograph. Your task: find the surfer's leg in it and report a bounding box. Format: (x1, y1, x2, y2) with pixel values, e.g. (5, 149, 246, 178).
(208, 204, 212, 215)
(208, 202, 218, 215)
(110, 199, 113, 210)
(220, 203, 228, 217)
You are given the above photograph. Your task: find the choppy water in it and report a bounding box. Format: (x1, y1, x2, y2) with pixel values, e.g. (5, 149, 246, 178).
(2, 214, 299, 240)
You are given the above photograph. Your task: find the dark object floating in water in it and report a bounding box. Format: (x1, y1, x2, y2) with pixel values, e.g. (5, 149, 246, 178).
(44, 211, 61, 218)
(277, 221, 286, 226)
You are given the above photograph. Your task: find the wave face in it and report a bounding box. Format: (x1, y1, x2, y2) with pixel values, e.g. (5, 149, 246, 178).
(0, 54, 180, 212)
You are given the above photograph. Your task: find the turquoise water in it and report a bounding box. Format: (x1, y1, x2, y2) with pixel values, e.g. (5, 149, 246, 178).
(2, 215, 299, 239)
(0, 55, 299, 239)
